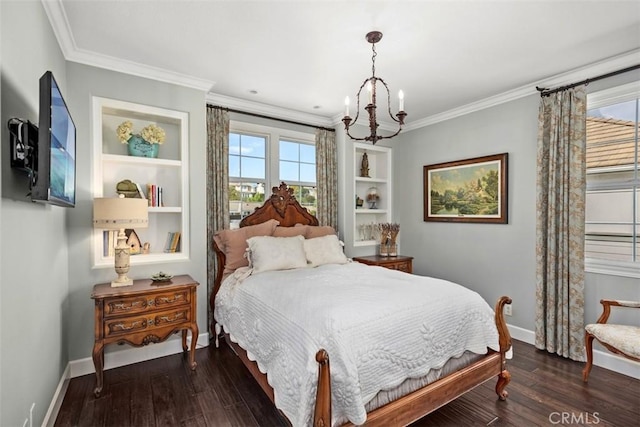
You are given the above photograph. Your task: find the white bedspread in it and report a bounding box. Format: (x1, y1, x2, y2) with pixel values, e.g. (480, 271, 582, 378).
(214, 262, 499, 426)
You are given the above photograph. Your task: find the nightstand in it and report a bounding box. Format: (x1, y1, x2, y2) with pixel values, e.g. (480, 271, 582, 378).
(91, 275, 199, 397)
(353, 255, 413, 274)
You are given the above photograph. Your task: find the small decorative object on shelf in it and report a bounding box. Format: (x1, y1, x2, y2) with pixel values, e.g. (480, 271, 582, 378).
(125, 229, 142, 254)
(356, 195, 364, 208)
(379, 223, 390, 256)
(366, 187, 380, 209)
(360, 151, 370, 177)
(388, 223, 400, 257)
(117, 120, 166, 158)
(116, 179, 142, 198)
(376, 222, 400, 257)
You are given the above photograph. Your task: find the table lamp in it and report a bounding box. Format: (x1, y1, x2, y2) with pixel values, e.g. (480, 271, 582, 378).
(93, 195, 148, 287)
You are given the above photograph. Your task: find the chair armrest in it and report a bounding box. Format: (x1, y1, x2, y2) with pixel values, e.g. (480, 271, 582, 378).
(603, 300, 640, 308)
(596, 300, 640, 324)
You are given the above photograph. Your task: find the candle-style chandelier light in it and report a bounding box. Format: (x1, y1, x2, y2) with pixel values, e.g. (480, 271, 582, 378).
(342, 31, 407, 144)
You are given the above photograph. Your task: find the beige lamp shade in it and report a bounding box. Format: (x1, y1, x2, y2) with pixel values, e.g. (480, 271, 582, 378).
(93, 196, 148, 230)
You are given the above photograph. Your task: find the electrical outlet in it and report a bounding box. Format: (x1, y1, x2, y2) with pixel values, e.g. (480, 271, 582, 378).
(29, 403, 35, 427)
(504, 303, 512, 316)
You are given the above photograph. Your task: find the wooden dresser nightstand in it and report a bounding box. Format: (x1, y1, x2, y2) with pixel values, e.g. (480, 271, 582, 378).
(91, 274, 199, 397)
(353, 255, 413, 274)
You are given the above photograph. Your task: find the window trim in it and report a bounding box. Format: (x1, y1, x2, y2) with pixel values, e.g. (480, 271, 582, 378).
(585, 81, 640, 278)
(228, 120, 316, 219)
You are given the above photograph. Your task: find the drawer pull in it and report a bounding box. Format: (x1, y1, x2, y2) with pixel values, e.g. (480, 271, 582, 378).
(111, 300, 144, 311)
(158, 312, 186, 323)
(157, 294, 185, 304)
(147, 299, 155, 306)
(111, 320, 144, 331)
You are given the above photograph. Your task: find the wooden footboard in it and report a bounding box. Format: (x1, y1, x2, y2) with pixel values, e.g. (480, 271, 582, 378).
(313, 296, 513, 427)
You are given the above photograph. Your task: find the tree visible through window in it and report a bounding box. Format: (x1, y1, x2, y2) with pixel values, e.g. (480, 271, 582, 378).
(585, 90, 639, 267)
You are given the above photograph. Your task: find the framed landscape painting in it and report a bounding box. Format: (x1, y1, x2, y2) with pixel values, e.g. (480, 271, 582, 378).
(423, 153, 508, 223)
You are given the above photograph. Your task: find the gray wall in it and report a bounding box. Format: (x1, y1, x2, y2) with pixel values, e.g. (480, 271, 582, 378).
(65, 62, 207, 361)
(1, 1, 70, 426)
(395, 95, 538, 329)
(394, 74, 640, 335)
(1, 2, 208, 424)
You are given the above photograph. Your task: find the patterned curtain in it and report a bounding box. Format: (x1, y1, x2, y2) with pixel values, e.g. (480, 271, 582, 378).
(535, 86, 587, 361)
(315, 128, 338, 230)
(206, 106, 230, 335)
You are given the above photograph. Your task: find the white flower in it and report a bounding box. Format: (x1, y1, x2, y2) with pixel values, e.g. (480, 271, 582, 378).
(116, 121, 166, 145)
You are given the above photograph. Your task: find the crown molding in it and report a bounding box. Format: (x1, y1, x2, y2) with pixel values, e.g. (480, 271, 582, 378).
(406, 49, 640, 130)
(42, 0, 215, 92)
(42, 0, 639, 126)
(206, 93, 334, 128)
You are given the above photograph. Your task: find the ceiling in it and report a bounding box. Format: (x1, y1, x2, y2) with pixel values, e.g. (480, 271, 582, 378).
(51, 0, 640, 127)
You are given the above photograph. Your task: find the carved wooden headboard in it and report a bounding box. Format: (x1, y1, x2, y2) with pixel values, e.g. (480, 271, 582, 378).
(239, 182, 319, 228)
(211, 183, 319, 316)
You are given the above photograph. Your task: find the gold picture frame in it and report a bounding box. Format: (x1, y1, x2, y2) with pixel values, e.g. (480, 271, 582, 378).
(423, 153, 508, 223)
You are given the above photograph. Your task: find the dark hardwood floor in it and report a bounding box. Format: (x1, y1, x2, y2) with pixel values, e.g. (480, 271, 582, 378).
(55, 339, 639, 426)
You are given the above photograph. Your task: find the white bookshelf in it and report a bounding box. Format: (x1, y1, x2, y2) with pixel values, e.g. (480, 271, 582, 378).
(92, 97, 190, 267)
(352, 143, 392, 248)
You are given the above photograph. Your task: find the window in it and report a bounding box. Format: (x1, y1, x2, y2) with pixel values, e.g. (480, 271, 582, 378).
(228, 132, 267, 228)
(228, 122, 315, 228)
(279, 140, 317, 216)
(585, 82, 639, 277)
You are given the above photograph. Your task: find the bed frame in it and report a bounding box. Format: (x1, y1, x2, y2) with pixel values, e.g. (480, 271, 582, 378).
(211, 182, 512, 426)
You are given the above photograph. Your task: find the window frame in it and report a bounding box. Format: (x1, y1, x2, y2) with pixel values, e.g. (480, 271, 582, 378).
(228, 120, 316, 224)
(585, 81, 640, 278)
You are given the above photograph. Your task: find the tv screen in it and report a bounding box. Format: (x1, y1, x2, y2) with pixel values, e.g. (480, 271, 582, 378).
(33, 71, 76, 207)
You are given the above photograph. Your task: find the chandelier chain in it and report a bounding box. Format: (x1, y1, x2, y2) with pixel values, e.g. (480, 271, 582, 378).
(371, 43, 377, 77)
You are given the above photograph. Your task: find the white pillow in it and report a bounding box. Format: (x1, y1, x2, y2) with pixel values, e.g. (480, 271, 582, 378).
(246, 235, 308, 274)
(303, 234, 349, 267)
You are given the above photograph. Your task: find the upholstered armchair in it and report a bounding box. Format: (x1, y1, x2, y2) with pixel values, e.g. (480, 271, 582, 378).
(583, 299, 640, 382)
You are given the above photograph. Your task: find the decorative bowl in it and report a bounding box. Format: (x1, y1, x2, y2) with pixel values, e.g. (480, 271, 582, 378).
(151, 272, 173, 282)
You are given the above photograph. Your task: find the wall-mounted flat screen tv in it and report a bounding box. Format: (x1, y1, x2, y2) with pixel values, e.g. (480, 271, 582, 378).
(32, 71, 76, 207)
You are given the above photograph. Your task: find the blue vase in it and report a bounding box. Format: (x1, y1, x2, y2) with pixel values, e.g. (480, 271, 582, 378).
(127, 135, 159, 158)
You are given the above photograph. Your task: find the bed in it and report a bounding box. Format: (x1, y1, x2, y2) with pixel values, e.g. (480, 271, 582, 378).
(211, 183, 512, 426)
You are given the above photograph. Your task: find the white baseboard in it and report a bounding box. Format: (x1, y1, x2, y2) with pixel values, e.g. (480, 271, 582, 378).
(506, 323, 640, 380)
(42, 364, 70, 427)
(43, 333, 210, 426)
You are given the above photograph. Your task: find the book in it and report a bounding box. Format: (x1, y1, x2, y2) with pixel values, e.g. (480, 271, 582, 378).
(170, 232, 181, 253)
(162, 231, 181, 253)
(144, 183, 166, 207)
(135, 182, 146, 199)
(146, 184, 153, 206)
(163, 232, 174, 252)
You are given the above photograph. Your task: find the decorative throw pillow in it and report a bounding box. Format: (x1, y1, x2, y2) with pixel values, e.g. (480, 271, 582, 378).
(214, 219, 279, 275)
(303, 234, 349, 267)
(273, 226, 308, 238)
(246, 235, 308, 274)
(305, 225, 337, 239)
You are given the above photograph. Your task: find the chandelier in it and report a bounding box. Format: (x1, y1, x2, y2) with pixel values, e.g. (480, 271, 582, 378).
(342, 31, 407, 144)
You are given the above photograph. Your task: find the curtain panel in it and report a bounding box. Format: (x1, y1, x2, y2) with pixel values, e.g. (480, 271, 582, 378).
(315, 128, 338, 231)
(535, 85, 587, 361)
(206, 106, 230, 335)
